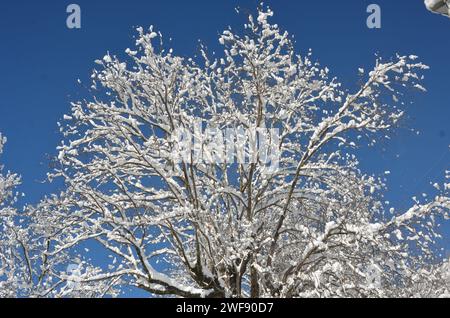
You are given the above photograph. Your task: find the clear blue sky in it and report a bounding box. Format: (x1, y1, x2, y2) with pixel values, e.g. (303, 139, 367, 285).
(0, 0, 448, 263)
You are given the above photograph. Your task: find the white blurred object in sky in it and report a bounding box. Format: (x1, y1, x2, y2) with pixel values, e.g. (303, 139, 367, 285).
(424, 0, 450, 17)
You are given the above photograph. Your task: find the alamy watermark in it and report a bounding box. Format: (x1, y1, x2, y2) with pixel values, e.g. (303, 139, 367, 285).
(367, 4, 381, 29)
(365, 263, 382, 289)
(170, 121, 280, 174)
(65, 4, 382, 31)
(66, 4, 81, 29)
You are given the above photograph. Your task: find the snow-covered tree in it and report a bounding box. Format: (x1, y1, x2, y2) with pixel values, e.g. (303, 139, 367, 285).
(0, 134, 29, 297)
(425, 0, 450, 18)
(34, 7, 449, 298)
(0, 134, 118, 298)
(441, 258, 450, 297)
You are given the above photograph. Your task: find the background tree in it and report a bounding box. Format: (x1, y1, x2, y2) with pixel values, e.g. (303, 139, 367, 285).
(34, 7, 449, 298)
(0, 133, 117, 298)
(0, 134, 29, 297)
